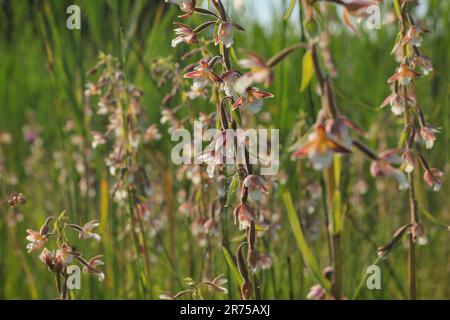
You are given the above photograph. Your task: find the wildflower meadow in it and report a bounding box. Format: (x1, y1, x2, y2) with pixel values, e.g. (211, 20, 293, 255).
(0, 0, 449, 301)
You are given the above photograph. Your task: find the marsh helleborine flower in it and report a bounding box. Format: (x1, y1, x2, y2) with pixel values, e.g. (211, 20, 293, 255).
(165, 0, 196, 18)
(388, 63, 421, 86)
(184, 60, 223, 88)
(232, 87, 273, 114)
(370, 149, 409, 190)
(171, 22, 197, 48)
(292, 124, 352, 170)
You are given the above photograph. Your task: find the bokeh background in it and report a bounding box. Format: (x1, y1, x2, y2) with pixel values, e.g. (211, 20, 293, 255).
(0, 0, 449, 299)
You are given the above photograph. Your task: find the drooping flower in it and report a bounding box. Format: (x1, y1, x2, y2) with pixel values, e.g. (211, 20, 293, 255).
(184, 60, 222, 88)
(325, 116, 366, 149)
(243, 175, 269, 202)
(419, 125, 440, 149)
(214, 22, 234, 48)
(220, 70, 239, 98)
(380, 92, 413, 116)
(186, 82, 208, 100)
(292, 124, 352, 170)
(411, 54, 433, 75)
(235, 52, 272, 93)
(80, 255, 105, 281)
(197, 131, 230, 178)
(401, 149, 415, 173)
(165, 0, 196, 18)
(26, 229, 48, 253)
(233, 202, 267, 231)
(388, 63, 421, 86)
(307, 284, 326, 300)
(39, 247, 56, 271)
(231, 87, 273, 114)
(423, 168, 443, 192)
(401, 25, 429, 47)
(410, 223, 426, 245)
(54, 243, 78, 266)
(370, 149, 409, 190)
(68, 220, 101, 241)
(171, 22, 197, 47)
(144, 124, 162, 142)
(203, 274, 228, 294)
(343, 0, 377, 17)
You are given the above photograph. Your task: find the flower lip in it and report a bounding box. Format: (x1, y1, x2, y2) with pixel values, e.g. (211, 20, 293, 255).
(292, 124, 352, 170)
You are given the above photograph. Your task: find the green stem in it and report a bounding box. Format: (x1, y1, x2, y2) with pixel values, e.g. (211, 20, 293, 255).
(395, 0, 419, 300)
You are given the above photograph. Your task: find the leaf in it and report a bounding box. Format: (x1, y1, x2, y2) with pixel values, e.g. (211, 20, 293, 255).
(419, 207, 449, 230)
(222, 246, 243, 285)
(100, 177, 109, 233)
(332, 190, 342, 235)
(283, 191, 331, 290)
(225, 173, 240, 207)
(299, 50, 314, 92)
(391, 31, 402, 55)
(283, 0, 297, 20)
(332, 155, 343, 235)
(230, 47, 240, 67)
(393, 0, 402, 20)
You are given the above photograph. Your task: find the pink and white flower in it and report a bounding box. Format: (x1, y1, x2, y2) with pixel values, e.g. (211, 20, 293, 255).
(26, 229, 47, 253)
(411, 54, 433, 76)
(235, 52, 272, 93)
(388, 63, 421, 86)
(214, 22, 234, 48)
(165, 0, 196, 18)
(171, 22, 197, 47)
(423, 168, 443, 192)
(419, 125, 440, 149)
(220, 70, 239, 98)
(380, 92, 413, 116)
(370, 149, 409, 190)
(292, 124, 352, 170)
(231, 87, 273, 114)
(401, 25, 429, 47)
(81, 255, 105, 281)
(184, 60, 223, 88)
(307, 284, 326, 300)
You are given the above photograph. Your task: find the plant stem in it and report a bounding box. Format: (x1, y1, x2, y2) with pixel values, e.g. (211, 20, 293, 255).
(396, 0, 419, 300)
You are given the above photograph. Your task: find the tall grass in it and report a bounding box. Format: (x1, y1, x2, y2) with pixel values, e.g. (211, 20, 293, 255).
(0, 0, 449, 299)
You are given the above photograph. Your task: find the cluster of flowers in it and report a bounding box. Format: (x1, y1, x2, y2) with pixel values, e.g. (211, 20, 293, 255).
(85, 53, 171, 276)
(25, 211, 104, 299)
(293, 0, 442, 192)
(165, 0, 302, 299)
(375, 0, 442, 267)
(381, 3, 442, 192)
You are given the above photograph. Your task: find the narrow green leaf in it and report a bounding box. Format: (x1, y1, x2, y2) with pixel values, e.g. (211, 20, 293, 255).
(222, 246, 243, 285)
(283, 0, 297, 20)
(332, 190, 342, 235)
(283, 191, 330, 290)
(225, 173, 240, 207)
(230, 47, 240, 67)
(300, 50, 314, 92)
(332, 155, 343, 235)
